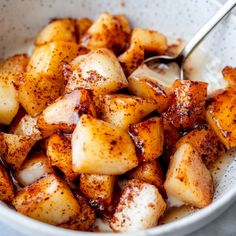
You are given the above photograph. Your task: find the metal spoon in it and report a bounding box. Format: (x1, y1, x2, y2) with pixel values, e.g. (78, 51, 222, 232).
(145, 0, 236, 80)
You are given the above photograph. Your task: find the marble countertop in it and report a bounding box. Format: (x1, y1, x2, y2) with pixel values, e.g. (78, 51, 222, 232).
(1, 200, 236, 236)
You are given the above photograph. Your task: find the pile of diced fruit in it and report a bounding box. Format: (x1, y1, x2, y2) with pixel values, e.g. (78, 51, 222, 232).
(0, 12, 235, 233)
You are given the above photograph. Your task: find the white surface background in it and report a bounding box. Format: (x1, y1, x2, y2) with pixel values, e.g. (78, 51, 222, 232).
(1, 0, 236, 235)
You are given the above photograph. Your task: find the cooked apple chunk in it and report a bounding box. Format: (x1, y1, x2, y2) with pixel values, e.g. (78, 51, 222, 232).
(38, 88, 96, 136)
(0, 162, 14, 202)
(80, 174, 117, 206)
(222, 66, 236, 85)
(13, 174, 80, 225)
(59, 192, 95, 230)
(164, 80, 207, 129)
(175, 126, 225, 166)
(0, 133, 36, 169)
(97, 94, 157, 130)
(13, 115, 42, 141)
(118, 42, 144, 76)
(126, 160, 163, 189)
(162, 117, 181, 159)
(206, 87, 236, 149)
(46, 133, 78, 181)
(16, 152, 53, 186)
(65, 48, 128, 95)
(76, 18, 93, 39)
(164, 143, 213, 208)
(128, 117, 164, 162)
(72, 114, 138, 175)
(80, 12, 130, 54)
(128, 64, 175, 112)
(0, 54, 29, 125)
(110, 179, 166, 232)
(19, 42, 85, 116)
(130, 28, 168, 54)
(35, 18, 76, 46)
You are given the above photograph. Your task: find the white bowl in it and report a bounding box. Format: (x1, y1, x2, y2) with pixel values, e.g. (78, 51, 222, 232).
(0, 0, 236, 235)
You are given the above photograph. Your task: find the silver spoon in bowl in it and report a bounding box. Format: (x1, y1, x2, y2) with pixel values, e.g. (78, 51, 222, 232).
(145, 0, 236, 80)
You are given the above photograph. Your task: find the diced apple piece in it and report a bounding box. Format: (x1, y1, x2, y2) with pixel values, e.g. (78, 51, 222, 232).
(0, 162, 14, 202)
(164, 143, 213, 208)
(128, 64, 175, 112)
(80, 174, 117, 206)
(0, 54, 29, 74)
(13, 174, 80, 225)
(16, 151, 53, 186)
(164, 80, 207, 129)
(128, 117, 164, 162)
(59, 192, 95, 230)
(175, 126, 225, 166)
(65, 48, 128, 95)
(19, 42, 86, 116)
(162, 117, 181, 159)
(130, 28, 168, 54)
(126, 160, 163, 189)
(109, 179, 166, 232)
(97, 94, 157, 130)
(0, 133, 36, 169)
(0, 54, 29, 125)
(222, 66, 236, 85)
(76, 18, 93, 39)
(206, 87, 236, 149)
(46, 133, 78, 181)
(80, 12, 130, 54)
(72, 114, 138, 175)
(38, 88, 96, 136)
(13, 115, 42, 141)
(35, 18, 76, 45)
(118, 42, 144, 76)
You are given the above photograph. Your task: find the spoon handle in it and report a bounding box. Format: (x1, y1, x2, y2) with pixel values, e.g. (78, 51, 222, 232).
(180, 0, 236, 63)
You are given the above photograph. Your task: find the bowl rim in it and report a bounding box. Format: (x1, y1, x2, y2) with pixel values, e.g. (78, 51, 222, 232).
(0, 185, 235, 236)
(1, 0, 236, 235)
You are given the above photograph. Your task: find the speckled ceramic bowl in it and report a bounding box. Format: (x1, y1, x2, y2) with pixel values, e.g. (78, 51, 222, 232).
(0, 0, 236, 236)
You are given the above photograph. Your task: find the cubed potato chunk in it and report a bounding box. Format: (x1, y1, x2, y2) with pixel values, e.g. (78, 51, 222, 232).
(0, 162, 14, 202)
(0, 54, 29, 125)
(128, 64, 176, 112)
(13, 174, 80, 225)
(110, 179, 166, 232)
(16, 152, 53, 186)
(35, 18, 76, 46)
(126, 160, 163, 189)
(80, 12, 130, 54)
(38, 88, 96, 136)
(175, 126, 225, 166)
(59, 192, 95, 230)
(76, 18, 93, 39)
(13, 115, 42, 141)
(72, 114, 138, 175)
(118, 42, 144, 76)
(46, 133, 78, 181)
(20, 42, 85, 116)
(130, 28, 168, 55)
(97, 94, 157, 130)
(65, 48, 128, 95)
(222, 66, 236, 85)
(0, 133, 36, 169)
(80, 174, 117, 206)
(128, 117, 164, 162)
(164, 143, 213, 208)
(164, 80, 207, 129)
(206, 87, 236, 149)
